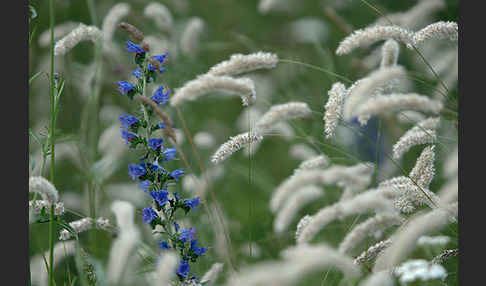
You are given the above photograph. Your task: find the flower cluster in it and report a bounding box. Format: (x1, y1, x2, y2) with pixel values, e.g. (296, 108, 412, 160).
(116, 40, 206, 284)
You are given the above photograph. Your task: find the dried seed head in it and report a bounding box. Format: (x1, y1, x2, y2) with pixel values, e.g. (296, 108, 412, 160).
(392, 117, 440, 159)
(118, 22, 144, 41)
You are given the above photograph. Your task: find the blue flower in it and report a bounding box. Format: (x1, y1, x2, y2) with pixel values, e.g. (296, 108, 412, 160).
(174, 222, 180, 232)
(128, 163, 147, 180)
(176, 260, 190, 279)
(138, 180, 151, 192)
(148, 138, 164, 151)
(120, 130, 137, 145)
(148, 160, 164, 172)
(159, 241, 171, 250)
(125, 41, 145, 54)
(117, 81, 135, 95)
(190, 239, 207, 256)
(157, 122, 166, 129)
(163, 147, 177, 162)
(119, 113, 139, 129)
(153, 53, 168, 64)
(151, 85, 170, 105)
(184, 197, 200, 210)
(173, 192, 181, 201)
(148, 63, 156, 72)
(142, 207, 158, 224)
(150, 189, 169, 206)
(132, 68, 142, 79)
(179, 227, 196, 243)
(170, 169, 184, 181)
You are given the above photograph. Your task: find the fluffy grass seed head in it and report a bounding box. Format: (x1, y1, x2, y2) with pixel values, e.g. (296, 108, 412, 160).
(211, 132, 263, 164)
(54, 23, 102, 56)
(144, 2, 173, 32)
(254, 102, 311, 135)
(207, 52, 278, 77)
(324, 82, 347, 138)
(170, 74, 256, 107)
(297, 188, 397, 244)
(294, 155, 330, 174)
(29, 176, 59, 203)
(154, 251, 178, 286)
(380, 39, 400, 68)
(102, 3, 131, 43)
(201, 262, 224, 286)
(413, 21, 458, 46)
(336, 25, 414, 55)
(392, 117, 440, 159)
(373, 204, 458, 272)
(273, 185, 323, 234)
(343, 66, 407, 121)
(353, 93, 443, 126)
(338, 213, 404, 254)
(180, 17, 205, 55)
(38, 21, 79, 47)
(354, 239, 392, 266)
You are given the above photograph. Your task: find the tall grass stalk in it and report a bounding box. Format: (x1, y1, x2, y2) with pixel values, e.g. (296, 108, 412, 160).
(48, 0, 56, 285)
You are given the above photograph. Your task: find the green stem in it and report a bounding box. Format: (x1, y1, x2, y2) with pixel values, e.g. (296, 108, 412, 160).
(48, 0, 56, 284)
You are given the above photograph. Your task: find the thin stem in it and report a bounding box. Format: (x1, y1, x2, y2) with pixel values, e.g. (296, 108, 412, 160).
(48, 0, 56, 284)
(279, 59, 353, 84)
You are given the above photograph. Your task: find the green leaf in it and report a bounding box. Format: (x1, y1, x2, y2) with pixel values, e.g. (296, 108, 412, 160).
(29, 71, 43, 85)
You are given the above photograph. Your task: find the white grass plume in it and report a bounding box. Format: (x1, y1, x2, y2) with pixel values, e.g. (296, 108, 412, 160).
(102, 3, 130, 44)
(30, 241, 76, 286)
(254, 102, 311, 135)
(207, 52, 278, 77)
(413, 21, 458, 46)
(194, 131, 216, 149)
(107, 201, 141, 284)
(211, 132, 263, 164)
(324, 82, 347, 138)
(29, 176, 59, 203)
(182, 165, 224, 198)
(154, 252, 178, 286)
(393, 117, 440, 159)
(38, 22, 79, 47)
(170, 74, 256, 106)
(98, 124, 129, 158)
(443, 146, 458, 177)
(396, 110, 426, 124)
(54, 23, 102, 56)
(295, 215, 312, 241)
(354, 239, 392, 266)
(353, 93, 443, 125)
(201, 262, 224, 286)
(180, 17, 205, 55)
(59, 217, 110, 240)
(373, 0, 445, 30)
(273, 185, 323, 234)
(294, 155, 330, 174)
(409, 145, 436, 189)
(339, 213, 404, 254)
(144, 2, 173, 32)
(380, 39, 400, 68)
(343, 66, 407, 120)
(373, 204, 458, 272)
(270, 163, 374, 213)
(336, 25, 414, 55)
(297, 188, 397, 244)
(281, 243, 361, 277)
(227, 243, 359, 286)
(289, 143, 317, 160)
